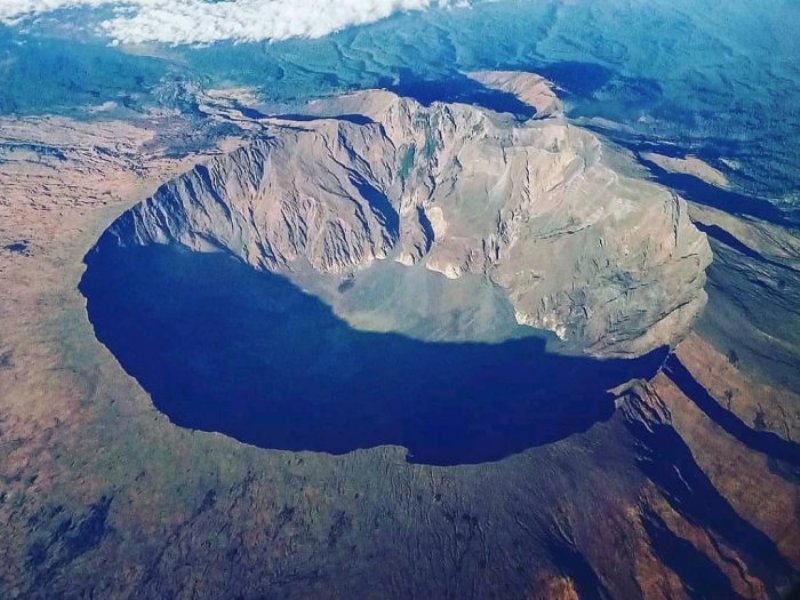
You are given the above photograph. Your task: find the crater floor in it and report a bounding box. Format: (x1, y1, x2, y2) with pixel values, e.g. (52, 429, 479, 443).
(80, 242, 667, 465)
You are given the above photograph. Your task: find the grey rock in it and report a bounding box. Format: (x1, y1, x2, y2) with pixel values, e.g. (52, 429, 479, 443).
(107, 89, 711, 356)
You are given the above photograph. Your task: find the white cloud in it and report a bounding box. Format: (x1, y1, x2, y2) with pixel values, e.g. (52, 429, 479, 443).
(0, 0, 466, 45)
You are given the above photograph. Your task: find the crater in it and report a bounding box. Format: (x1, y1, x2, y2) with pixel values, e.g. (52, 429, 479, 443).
(80, 240, 666, 465)
(79, 86, 709, 465)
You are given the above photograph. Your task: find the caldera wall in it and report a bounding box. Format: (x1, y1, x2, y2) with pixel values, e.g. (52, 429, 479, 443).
(101, 91, 711, 356)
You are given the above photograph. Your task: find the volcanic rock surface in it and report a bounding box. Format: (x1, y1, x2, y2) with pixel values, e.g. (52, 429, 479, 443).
(104, 89, 711, 356)
(466, 70, 565, 118)
(1, 76, 798, 600)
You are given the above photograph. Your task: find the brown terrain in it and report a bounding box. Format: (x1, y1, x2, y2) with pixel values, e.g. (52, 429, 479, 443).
(0, 75, 798, 598)
(640, 154, 730, 190)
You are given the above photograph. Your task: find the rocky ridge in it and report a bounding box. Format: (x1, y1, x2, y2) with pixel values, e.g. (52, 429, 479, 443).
(103, 87, 711, 356)
(1, 78, 798, 600)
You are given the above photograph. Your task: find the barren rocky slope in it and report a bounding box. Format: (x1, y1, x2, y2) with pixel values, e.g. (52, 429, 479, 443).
(466, 71, 565, 118)
(103, 90, 711, 356)
(1, 78, 798, 599)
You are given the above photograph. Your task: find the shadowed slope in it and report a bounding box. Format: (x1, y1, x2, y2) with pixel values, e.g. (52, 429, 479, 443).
(80, 242, 667, 465)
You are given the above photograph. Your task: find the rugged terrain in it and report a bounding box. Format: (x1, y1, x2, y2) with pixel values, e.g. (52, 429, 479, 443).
(104, 89, 710, 356)
(0, 74, 798, 599)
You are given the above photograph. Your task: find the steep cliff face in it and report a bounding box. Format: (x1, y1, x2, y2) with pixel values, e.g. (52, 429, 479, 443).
(3, 84, 798, 600)
(104, 90, 711, 356)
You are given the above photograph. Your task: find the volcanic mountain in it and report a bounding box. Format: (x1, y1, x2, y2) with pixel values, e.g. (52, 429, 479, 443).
(102, 88, 711, 357)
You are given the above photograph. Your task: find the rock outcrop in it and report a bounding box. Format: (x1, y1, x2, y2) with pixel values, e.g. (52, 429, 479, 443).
(104, 88, 711, 356)
(466, 70, 565, 118)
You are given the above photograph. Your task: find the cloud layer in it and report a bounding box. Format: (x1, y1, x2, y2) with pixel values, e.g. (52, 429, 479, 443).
(1, 0, 465, 45)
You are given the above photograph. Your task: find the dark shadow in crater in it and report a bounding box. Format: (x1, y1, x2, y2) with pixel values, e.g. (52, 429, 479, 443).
(80, 241, 666, 466)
